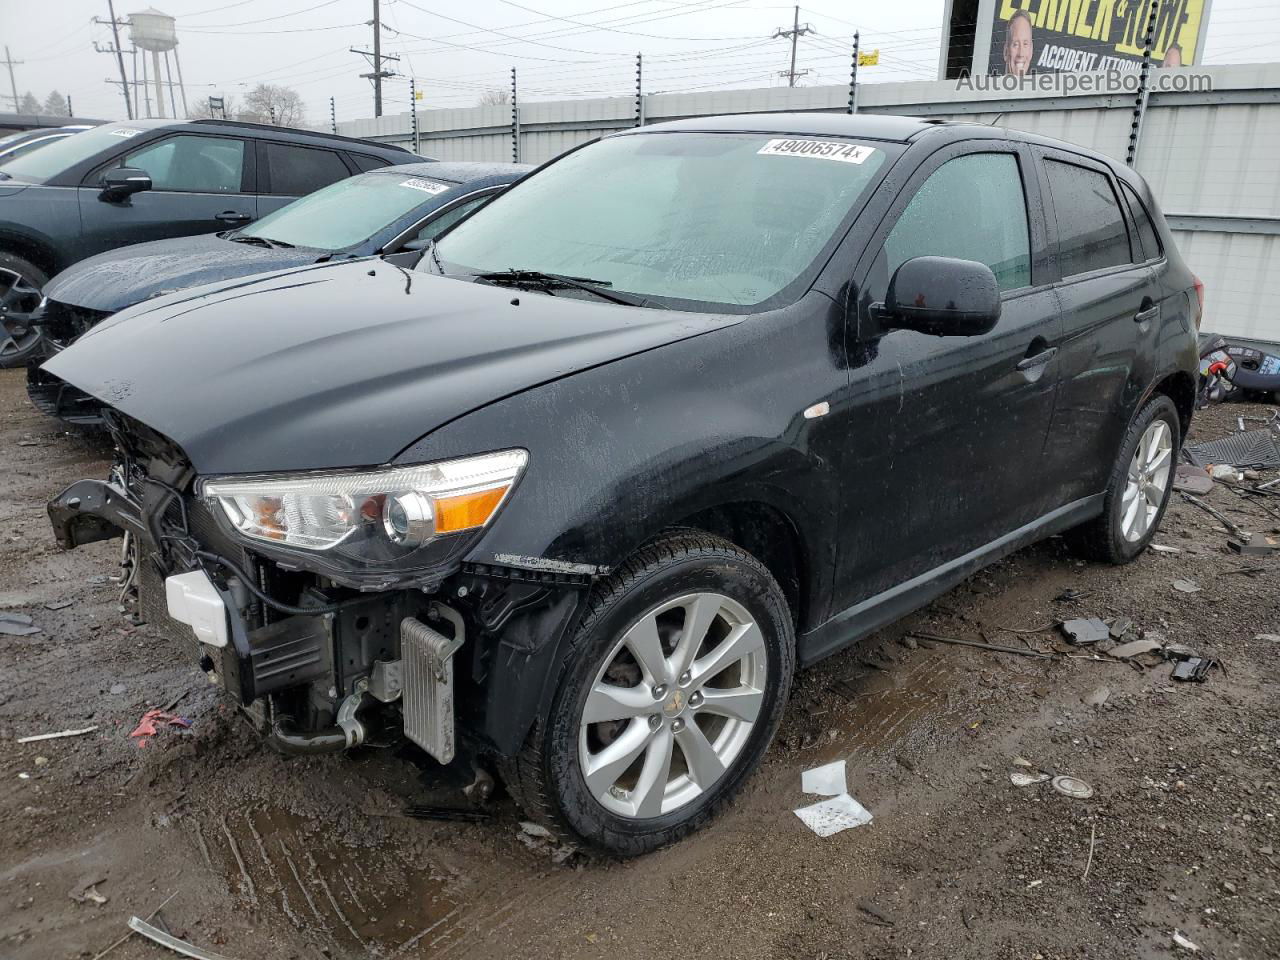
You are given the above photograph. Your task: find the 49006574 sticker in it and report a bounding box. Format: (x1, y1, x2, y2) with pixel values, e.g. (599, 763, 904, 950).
(757, 139, 876, 164)
(399, 178, 450, 195)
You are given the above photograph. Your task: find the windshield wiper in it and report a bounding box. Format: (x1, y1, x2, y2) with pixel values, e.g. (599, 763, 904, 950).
(474, 269, 645, 307)
(227, 234, 294, 249)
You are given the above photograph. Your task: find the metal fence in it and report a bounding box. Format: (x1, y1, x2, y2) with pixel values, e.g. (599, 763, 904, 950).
(339, 63, 1280, 343)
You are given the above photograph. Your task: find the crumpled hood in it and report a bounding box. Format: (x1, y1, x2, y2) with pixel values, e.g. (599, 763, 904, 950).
(43, 233, 324, 313)
(45, 260, 739, 475)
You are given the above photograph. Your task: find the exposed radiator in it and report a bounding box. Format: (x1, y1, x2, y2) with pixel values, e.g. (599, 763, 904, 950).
(400, 616, 464, 765)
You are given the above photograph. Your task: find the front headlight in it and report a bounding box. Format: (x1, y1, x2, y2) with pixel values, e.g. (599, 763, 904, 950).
(200, 449, 527, 576)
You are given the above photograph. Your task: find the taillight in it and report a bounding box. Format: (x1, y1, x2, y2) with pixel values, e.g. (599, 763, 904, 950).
(1192, 274, 1204, 329)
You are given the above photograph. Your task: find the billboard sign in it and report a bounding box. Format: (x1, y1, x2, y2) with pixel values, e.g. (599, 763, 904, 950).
(990, 0, 1210, 75)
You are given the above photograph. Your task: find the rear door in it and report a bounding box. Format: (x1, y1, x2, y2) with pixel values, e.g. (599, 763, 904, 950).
(76, 133, 255, 255)
(1036, 147, 1159, 504)
(256, 140, 354, 217)
(832, 140, 1063, 607)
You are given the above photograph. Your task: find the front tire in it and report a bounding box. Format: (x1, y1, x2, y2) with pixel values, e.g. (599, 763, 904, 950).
(0, 253, 49, 369)
(1066, 394, 1180, 563)
(506, 532, 794, 857)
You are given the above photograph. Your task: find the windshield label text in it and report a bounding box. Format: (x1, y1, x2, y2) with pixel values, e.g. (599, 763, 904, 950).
(757, 139, 876, 164)
(399, 178, 450, 195)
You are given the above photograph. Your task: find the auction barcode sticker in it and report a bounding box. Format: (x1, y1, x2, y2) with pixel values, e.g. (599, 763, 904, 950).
(757, 139, 876, 164)
(399, 178, 450, 195)
(108, 128, 144, 138)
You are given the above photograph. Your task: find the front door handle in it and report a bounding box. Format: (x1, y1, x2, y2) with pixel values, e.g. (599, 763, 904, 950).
(1134, 305, 1159, 323)
(215, 210, 251, 224)
(1016, 346, 1058, 372)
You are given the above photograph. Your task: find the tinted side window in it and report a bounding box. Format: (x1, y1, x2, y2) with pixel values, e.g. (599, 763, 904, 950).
(351, 153, 391, 173)
(265, 143, 350, 196)
(123, 135, 245, 192)
(884, 152, 1031, 292)
(1044, 159, 1131, 277)
(1120, 180, 1162, 261)
(414, 195, 491, 243)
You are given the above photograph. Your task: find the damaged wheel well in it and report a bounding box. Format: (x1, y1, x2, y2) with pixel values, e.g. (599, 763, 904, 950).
(671, 501, 807, 630)
(0, 233, 57, 277)
(1152, 370, 1195, 440)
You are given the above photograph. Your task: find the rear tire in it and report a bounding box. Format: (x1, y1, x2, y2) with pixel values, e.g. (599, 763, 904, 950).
(0, 252, 49, 369)
(1065, 394, 1180, 564)
(504, 531, 794, 857)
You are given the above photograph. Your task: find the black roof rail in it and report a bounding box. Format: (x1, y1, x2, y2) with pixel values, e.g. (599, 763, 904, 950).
(188, 118, 411, 153)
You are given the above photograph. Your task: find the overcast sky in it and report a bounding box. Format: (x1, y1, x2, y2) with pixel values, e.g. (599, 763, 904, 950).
(2, 0, 1277, 126)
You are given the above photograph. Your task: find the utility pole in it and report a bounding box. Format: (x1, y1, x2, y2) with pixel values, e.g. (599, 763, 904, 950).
(2, 46, 21, 112)
(349, 0, 399, 118)
(96, 0, 134, 119)
(772, 5, 813, 88)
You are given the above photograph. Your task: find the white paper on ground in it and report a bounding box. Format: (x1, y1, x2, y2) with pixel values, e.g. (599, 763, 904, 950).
(794, 793, 873, 837)
(801, 760, 847, 797)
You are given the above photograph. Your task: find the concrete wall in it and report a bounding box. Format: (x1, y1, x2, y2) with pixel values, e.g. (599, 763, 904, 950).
(340, 63, 1280, 342)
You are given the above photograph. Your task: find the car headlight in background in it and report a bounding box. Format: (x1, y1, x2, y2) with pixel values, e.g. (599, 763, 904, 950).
(200, 450, 527, 574)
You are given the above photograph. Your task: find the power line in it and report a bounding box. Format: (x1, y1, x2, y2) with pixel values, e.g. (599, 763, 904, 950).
(772, 4, 814, 86)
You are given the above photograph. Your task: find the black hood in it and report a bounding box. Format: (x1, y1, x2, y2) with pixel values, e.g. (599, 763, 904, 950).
(43, 233, 324, 313)
(44, 260, 739, 475)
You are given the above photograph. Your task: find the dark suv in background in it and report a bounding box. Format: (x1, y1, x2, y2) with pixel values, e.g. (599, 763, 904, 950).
(46, 115, 1199, 857)
(0, 118, 422, 364)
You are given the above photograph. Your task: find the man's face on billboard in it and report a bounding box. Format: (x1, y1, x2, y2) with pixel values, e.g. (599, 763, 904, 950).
(1005, 16, 1033, 76)
(1163, 45, 1183, 67)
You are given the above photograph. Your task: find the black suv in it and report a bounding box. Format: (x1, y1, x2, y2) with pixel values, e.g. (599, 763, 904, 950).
(46, 114, 1200, 857)
(0, 118, 421, 364)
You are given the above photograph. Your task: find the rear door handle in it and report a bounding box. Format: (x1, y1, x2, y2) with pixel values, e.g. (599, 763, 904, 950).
(1134, 305, 1159, 323)
(1016, 346, 1058, 371)
(215, 210, 252, 224)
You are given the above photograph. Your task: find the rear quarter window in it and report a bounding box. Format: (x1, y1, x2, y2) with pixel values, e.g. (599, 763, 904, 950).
(350, 153, 391, 172)
(1120, 180, 1163, 262)
(1044, 159, 1132, 277)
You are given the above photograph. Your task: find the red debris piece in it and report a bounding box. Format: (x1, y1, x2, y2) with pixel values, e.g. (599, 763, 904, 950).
(129, 709, 192, 747)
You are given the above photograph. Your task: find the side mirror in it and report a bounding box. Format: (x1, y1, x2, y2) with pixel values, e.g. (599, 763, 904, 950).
(873, 256, 1001, 337)
(100, 166, 152, 201)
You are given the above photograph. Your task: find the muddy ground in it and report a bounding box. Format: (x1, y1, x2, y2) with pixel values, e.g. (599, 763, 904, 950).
(1, 367, 1277, 960)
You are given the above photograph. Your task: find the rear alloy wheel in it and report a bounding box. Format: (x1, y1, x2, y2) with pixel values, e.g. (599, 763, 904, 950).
(1066, 393, 1181, 563)
(506, 532, 794, 857)
(0, 255, 49, 369)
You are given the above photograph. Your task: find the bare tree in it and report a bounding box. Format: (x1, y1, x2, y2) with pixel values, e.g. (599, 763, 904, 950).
(188, 93, 238, 120)
(42, 90, 68, 116)
(477, 88, 510, 106)
(239, 84, 305, 126)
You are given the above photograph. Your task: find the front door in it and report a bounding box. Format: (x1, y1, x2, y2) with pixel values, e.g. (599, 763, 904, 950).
(77, 133, 256, 257)
(832, 142, 1063, 608)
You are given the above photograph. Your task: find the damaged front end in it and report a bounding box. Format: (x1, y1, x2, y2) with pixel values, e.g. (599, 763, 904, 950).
(48, 412, 583, 764)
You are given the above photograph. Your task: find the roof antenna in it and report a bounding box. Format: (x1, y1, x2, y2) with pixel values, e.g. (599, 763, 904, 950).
(987, 112, 1005, 126)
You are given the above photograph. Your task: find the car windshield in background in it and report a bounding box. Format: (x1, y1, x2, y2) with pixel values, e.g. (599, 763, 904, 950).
(435, 132, 890, 309)
(0, 123, 141, 182)
(236, 171, 459, 250)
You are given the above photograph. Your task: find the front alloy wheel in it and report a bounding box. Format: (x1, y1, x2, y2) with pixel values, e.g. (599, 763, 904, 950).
(506, 532, 794, 857)
(0, 256, 49, 368)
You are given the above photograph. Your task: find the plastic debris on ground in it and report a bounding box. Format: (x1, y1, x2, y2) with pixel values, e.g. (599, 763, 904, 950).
(795, 760, 873, 837)
(1171, 657, 1219, 682)
(1050, 775, 1094, 799)
(127, 915, 239, 960)
(801, 760, 847, 797)
(1109, 638, 1163, 660)
(1059, 618, 1110, 646)
(1010, 771, 1051, 787)
(1172, 464, 1215, 494)
(0, 612, 41, 637)
(1171, 579, 1202, 594)
(129, 709, 192, 747)
(17, 726, 98, 744)
(1172, 930, 1200, 952)
(1228, 535, 1280, 555)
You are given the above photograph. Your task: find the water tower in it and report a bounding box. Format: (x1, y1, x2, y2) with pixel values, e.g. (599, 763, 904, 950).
(128, 8, 187, 119)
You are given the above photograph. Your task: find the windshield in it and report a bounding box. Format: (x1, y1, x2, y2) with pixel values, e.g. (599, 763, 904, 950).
(0, 123, 140, 182)
(237, 171, 458, 250)
(435, 132, 891, 309)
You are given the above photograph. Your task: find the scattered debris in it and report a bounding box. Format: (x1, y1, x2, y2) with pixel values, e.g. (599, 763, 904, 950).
(43, 599, 75, 611)
(1054, 588, 1091, 602)
(1171, 579, 1202, 594)
(909, 632, 1055, 660)
(1180, 493, 1249, 540)
(1108, 638, 1163, 660)
(519, 821, 553, 839)
(1171, 930, 1200, 952)
(126, 916, 238, 960)
(1010, 771, 1051, 787)
(402, 805, 490, 823)
(794, 793, 874, 837)
(1150, 543, 1183, 554)
(856, 901, 895, 927)
(1255, 634, 1280, 643)
(1082, 820, 1097, 882)
(1060, 618, 1110, 646)
(0, 612, 41, 637)
(88, 890, 179, 960)
(1172, 657, 1218, 682)
(1184, 427, 1280, 470)
(129, 709, 191, 747)
(16, 725, 98, 744)
(1228, 535, 1280, 555)
(1173, 464, 1215, 495)
(1010, 756, 1034, 768)
(801, 760, 847, 797)
(1109, 617, 1133, 639)
(1050, 776, 1094, 800)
